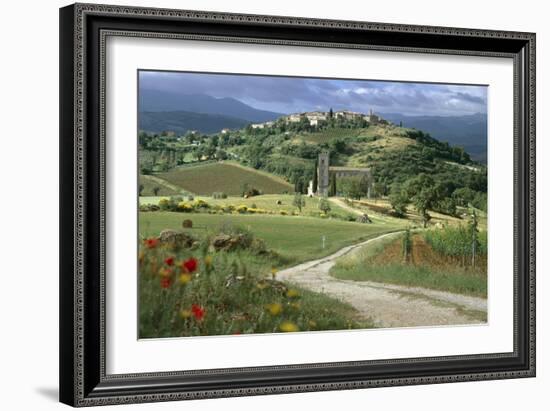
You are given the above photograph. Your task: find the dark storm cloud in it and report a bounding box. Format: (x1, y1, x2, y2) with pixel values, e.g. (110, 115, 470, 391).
(139, 71, 487, 116)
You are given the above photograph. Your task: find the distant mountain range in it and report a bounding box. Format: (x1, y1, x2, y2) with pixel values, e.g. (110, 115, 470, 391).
(139, 90, 282, 122)
(139, 111, 250, 135)
(381, 112, 488, 163)
(138, 90, 487, 163)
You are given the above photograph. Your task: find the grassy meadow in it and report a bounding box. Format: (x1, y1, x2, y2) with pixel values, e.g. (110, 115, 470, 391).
(139, 210, 404, 267)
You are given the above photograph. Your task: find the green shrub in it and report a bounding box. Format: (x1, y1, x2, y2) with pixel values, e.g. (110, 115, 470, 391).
(177, 202, 194, 213)
(159, 197, 177, 211)
(236, 205, 248, 214)
(193, 199, 210, 209)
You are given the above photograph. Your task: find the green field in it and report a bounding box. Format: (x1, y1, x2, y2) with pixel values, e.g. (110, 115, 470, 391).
(139, 211, 403, 266)
(157, 162, 293, 196)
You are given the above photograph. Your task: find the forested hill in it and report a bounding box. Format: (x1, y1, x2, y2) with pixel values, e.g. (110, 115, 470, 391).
(139, 117, 488, 214)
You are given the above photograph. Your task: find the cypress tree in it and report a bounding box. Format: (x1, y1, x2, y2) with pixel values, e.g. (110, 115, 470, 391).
(329, 174, 337, 196)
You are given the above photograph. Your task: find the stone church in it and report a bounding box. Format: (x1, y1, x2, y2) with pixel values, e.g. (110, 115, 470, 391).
(309, 150, 372, 197)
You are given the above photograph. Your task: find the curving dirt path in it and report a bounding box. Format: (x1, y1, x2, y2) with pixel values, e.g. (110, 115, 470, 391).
(276, 232, 487, 328)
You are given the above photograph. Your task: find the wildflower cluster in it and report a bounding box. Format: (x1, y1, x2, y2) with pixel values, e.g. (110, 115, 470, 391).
(138, 231, 367, 338)
(139, 236, 208, 326)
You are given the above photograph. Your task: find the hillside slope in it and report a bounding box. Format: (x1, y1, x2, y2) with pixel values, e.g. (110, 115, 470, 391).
(382, 112, 487, 163)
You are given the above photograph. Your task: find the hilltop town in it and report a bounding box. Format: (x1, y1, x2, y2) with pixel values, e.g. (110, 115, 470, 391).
(250, 109, 389, 129)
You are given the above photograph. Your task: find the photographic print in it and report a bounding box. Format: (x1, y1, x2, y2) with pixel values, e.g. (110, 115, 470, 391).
(137, 70, 488, 339)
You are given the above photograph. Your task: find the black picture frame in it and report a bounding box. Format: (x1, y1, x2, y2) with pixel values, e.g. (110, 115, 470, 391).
(59, 3, 536, 407)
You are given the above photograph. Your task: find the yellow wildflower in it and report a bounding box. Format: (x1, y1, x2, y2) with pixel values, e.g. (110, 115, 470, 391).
(271, 267, 277, 279)
(204, 255, 213, 268)
(179, 309, 192, 319)
(279, 321, 299, 332)
(265, 303, 283, 316)
(286, 289, 300, 298)
(179, 273, 192, 284)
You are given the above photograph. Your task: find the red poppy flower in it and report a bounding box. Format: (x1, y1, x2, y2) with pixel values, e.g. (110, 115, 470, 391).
(182, 257, 198, 273)
(160, 277, 172, 289)
(191, 304, 205, 321)
(144, 238, 159, 249)
(164, 256, 175, 266)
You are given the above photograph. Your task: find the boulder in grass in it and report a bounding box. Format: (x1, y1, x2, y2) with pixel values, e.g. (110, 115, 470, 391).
(356, 213, 372, 224)
(210, 233, 251, 252)
(158, 229, 195, 249)
(210, 234, 232, 251)
(182, 219, 193, 228)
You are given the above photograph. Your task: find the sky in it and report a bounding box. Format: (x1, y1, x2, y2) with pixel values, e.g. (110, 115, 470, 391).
(139, 70, 487, 117)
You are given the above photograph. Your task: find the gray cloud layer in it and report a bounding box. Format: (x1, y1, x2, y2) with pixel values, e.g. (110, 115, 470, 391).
(139, 71, 487, 116)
